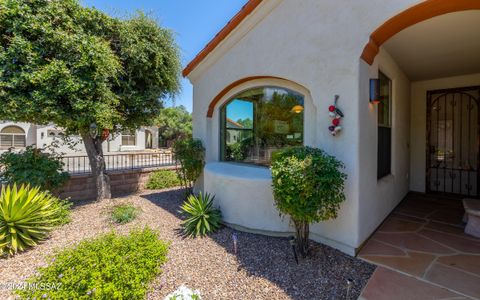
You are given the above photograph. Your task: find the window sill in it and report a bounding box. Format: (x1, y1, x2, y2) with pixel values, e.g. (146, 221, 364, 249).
(204, 162, 271, 180)
(377, 173, 394, 183)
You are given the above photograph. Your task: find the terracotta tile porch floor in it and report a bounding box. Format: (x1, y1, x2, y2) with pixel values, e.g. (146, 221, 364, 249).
(358, 193, 480, 300)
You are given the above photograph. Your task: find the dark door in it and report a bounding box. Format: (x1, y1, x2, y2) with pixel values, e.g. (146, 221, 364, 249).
(427, 86, 480, 197)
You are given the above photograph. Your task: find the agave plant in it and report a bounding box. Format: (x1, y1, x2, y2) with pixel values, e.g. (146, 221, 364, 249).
(0, 184, 60, 256)
(180, 192, 221, 237)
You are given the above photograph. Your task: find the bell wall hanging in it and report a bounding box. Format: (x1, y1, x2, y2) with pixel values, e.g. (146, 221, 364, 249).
(328, 95, 343, 136)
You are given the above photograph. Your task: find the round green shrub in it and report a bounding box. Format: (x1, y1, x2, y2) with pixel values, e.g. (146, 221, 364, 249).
(17, 228, 169, 300)
(271, 146, 346, 256)
(146, 169, 181, 190)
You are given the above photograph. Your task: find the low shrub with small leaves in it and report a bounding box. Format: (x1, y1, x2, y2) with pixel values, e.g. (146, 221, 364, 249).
(16, 228, 169, 300)
(180, 192, 221, 237)
(173, 138, 205, 194)
(0, 184, 67, 256)
(0, 146, 69, 191)
(146, 169, 181, 190)
(271, 146, 346, 257)
(111, 204, 139, 224)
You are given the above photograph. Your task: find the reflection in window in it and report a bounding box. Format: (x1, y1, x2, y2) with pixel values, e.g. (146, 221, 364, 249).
(122, 131, 136, 146)
(0, 126, 26, 148)
(220, 87, 304, 166)
(377, 71, 392, 179)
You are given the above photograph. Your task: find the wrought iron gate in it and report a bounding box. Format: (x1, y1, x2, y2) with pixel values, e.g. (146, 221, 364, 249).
(427, 86, 480, 197)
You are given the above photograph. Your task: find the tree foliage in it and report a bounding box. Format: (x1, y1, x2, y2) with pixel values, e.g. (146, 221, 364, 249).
(0, 0, 181, 200)
(271, 146, 346, 256)
(0, 0, 181, 132)
(155, 105, 192, 145)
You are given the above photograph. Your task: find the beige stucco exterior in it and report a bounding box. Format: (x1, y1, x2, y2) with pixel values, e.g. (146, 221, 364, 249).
(187, 0, 480, 255)
(0, 121, 159, 154)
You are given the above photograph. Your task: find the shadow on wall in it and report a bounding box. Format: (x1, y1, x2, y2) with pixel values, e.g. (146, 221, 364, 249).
(141, 189, 375, 300)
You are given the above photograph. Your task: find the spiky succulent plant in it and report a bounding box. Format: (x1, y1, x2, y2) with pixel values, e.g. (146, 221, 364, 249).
(0, 184, 60, 256)
(180, 192, 221, 237)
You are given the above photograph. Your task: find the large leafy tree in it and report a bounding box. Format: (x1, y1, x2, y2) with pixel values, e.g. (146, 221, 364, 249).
(0, 0, 181, 200)
(155, 105, 192, 146)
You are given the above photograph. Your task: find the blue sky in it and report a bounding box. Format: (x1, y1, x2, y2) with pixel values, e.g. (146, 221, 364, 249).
(81, 0, 247, 112)
(227, 99, 253, 123)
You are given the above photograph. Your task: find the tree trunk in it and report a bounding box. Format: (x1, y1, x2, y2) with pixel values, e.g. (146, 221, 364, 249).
(293, 219, 310, 258)
(81, 133, 111, 201)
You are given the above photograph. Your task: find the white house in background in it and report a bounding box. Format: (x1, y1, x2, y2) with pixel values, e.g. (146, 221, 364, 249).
(184, 0, 480, 255)
(0, 121, 159, 154)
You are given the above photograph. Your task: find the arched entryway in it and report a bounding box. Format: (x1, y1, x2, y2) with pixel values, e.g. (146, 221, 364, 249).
(361, 0, 480, 65)
(362, 1, 480, 197)
(359, 3, 480, 298)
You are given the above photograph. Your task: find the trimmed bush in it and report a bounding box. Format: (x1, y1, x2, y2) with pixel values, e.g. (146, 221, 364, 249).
(0, 185, 61, 256)
(146, 169, 181, 190)
(111, 204, 138, 224)
(271, 146, 346, 257)
(173, 138, 205, 194)
(180, 192, 221, 237)
(0, 146, 69, 191)
(17, 228, 169, 300)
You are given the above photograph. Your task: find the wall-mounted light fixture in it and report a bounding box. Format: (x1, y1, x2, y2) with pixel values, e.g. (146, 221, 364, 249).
(291, 104, 304, 114)
(369, 79, 380, 104)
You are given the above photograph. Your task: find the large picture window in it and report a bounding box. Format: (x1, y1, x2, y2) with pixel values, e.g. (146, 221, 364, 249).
(220, 87, 304, 166)
(377, 71, 392, 179)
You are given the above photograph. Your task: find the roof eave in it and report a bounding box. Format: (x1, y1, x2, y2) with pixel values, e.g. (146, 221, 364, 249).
(182, 0, 263, 78)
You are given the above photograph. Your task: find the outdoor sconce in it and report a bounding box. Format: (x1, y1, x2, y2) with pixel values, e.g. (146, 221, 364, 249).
(89, 123, 98, 139)
(291, 104, 304, 114)
(369, 79, 380, 104)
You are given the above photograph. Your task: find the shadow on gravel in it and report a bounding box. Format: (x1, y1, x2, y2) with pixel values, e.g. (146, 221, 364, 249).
(209, 228, 375, 300)
(140, 188, 186, 220)
(141, 188, 375, 300)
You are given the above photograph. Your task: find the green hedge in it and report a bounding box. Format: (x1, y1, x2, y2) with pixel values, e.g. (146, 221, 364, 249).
(17, 228, 168, 300)
(146, 169, 181, 189)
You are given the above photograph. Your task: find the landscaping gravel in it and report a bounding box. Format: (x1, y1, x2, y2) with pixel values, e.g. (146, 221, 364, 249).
(0, 188, 375, 300)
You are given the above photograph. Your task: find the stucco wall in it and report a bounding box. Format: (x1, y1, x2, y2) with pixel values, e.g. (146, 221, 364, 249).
(2, 122, 159, 155)
(410, 73, 480, 192)
(188, 0, 421, 254)
(357, 48, 411, 245)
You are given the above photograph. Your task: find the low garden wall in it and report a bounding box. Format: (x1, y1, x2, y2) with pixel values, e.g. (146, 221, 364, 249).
(56, 166, 177, 201)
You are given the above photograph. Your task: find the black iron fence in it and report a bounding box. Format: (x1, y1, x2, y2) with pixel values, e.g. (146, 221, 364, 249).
(61, 152, 175, 174)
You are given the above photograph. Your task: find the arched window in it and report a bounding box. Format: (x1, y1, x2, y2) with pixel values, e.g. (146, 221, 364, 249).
(0, 126, 26, 148)
(220, 86, 304, 166)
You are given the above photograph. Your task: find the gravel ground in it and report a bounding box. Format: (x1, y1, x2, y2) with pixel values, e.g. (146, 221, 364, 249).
(0, 188, 375, 300)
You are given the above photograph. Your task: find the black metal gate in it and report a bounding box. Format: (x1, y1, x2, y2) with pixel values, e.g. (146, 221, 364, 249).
(426, 86, 480, 197)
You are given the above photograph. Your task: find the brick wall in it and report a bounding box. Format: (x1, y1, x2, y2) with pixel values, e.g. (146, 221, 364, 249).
(56, 166, 177, 201)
